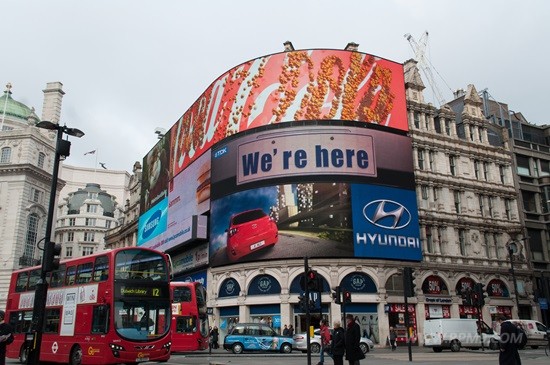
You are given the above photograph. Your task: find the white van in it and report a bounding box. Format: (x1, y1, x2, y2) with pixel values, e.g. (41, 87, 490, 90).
(423, 318, 500, 352)
(505, 319, 548, 349)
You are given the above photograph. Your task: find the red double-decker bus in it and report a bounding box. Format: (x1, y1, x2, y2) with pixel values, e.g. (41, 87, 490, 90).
(170, 281, 209, 351)
(5, 247, 172, 365)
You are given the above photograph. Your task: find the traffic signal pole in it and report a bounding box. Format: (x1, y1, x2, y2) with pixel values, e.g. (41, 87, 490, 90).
(304, 257, 311, 365)
(26, 127, 64, 365)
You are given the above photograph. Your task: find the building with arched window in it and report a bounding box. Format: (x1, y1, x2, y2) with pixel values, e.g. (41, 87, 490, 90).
(0, 82, 65, 309)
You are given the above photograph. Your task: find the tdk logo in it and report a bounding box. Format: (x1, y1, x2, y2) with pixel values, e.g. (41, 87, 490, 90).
(214, 146, 228, 159)
(362, 200, 411, 230)
(143, 210, 162, 239)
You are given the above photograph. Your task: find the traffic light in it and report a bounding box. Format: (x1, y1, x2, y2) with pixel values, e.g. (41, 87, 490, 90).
(332, 286, 342, 304)
(343, 290, 352, 303)
(306, 269, 321, 292)
(474, 283, 486, 306)
(461, 288, 473, 306)
(403, 267, 416, 297)
(42, 241, 62, 273)
(298, 295, 307, 311)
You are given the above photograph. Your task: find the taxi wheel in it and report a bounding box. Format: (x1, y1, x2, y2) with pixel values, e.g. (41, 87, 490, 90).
(69, 344, 82, 365)
(281, 343, 292, 353)
(232, 343, 244, 354)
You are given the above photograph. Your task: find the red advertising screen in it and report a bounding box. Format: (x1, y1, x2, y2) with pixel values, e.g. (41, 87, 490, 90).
(169, 49, 407, 177)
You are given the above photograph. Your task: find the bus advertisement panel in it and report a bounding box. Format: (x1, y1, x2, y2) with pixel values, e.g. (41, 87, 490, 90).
(6, 247, 172, 365)
(170, 281, 209, 352)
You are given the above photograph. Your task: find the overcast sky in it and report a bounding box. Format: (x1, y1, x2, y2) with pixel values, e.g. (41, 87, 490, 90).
(4, 0, 549, 172)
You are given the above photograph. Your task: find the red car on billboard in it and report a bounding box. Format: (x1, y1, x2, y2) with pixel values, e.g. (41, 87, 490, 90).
(226, 209, 278, 261)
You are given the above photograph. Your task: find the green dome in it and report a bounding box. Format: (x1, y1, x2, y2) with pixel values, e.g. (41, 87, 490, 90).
(0, 90, 40, 124)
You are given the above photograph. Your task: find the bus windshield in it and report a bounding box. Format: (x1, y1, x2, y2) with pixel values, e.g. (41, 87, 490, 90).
(115, 249, 168, 281)
(114, 299, 169, 341)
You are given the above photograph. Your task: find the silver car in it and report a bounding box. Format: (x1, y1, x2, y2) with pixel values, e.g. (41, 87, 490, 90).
(293, 328, 374, 354)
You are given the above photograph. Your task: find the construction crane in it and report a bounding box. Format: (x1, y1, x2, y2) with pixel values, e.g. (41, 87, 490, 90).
(404, 31, 451, 107)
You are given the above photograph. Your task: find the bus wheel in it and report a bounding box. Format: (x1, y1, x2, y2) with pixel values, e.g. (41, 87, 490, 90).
(69, 345, 83, 365)
(232, 343, 244, 354)
(19, 346, 29, 364)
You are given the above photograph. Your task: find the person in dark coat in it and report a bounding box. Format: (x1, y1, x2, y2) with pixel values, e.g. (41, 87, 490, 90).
(331, 320, 345, 365)
(344, 314, 365, 365)
(210, 326, 219, 349)
(0, 310, 14, 365)
(497, 315, 522, 365)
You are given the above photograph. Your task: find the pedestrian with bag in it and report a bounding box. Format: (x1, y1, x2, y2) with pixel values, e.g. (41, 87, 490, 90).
(331, 320, 345, 365)
(345, 313, 365, 365)
(318, 319, 331, 365)
(497, 315, 522, 365)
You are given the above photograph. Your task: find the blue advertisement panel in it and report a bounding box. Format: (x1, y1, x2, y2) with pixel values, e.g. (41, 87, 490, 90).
(351, 184, 421, 261)
(137, 197, 168, 246)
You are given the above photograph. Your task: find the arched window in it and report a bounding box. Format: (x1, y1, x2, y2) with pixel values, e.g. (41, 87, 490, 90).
(38, 152, 45, 168)
(0, 147, 11, 163)
(24, 213, 40, 259)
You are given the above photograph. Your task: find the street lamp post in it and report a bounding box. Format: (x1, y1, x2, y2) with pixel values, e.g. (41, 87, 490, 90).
(26, 121, 84, 365)
(507, 241, 521, 318)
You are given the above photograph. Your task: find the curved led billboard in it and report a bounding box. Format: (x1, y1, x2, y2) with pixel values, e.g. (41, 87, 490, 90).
(138, 48, 412, 263)
(169, 49, 407, 178)
(209, 122, 421, 267)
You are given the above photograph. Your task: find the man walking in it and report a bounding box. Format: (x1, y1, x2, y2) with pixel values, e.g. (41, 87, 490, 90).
(345, 314, 365, 365)
(497, 315, 522, 365)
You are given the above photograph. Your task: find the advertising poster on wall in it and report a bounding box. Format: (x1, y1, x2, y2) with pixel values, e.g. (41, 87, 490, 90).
(351, 184, 422, 261)
(208, 122, 421, 266)
(209, 183, 354, 267)
(138, 151, 210, 251)
(169, 49, 407, 177)
(141, 130, 171, 213)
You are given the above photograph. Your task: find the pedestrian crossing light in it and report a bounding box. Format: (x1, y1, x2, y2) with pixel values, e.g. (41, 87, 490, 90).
(306, 269, 321, 292)
(403, 267, 416, 297)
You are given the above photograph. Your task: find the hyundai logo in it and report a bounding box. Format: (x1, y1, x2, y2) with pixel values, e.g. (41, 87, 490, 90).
(362, 200, 411, 229)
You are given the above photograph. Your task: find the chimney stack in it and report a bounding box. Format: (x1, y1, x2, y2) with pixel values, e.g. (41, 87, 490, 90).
(42, 82, 65, 124)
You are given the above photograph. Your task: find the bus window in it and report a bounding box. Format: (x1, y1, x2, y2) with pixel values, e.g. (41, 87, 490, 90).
(175, 316, 197, 333)
(92, 305, 109, 334)
(9, 311, 32, 334)
(28, 269, 41, 291)
(66, 266, 76, 286)
(44, 309, 60, 333)
(15, 272, 29, 292)
(173, 287, 192, 302)
(49, 264, 66, 288)
(76, 262, 93, 284)
(93, 255, 109, 282)
(115, 249, 168, 281)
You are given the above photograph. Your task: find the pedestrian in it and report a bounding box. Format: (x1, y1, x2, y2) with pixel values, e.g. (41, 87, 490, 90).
(497, 315, 521, 365)
(345, 313, 365, 365)
(331, 320, 345, 365)
(0, 310, 14, 365)
(210, 326, 219, 349)
(388, 326, 397, 351)
(282, 324, 289, 336)
(318, 319, 331, 365)
(288, 324, 294, 336)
